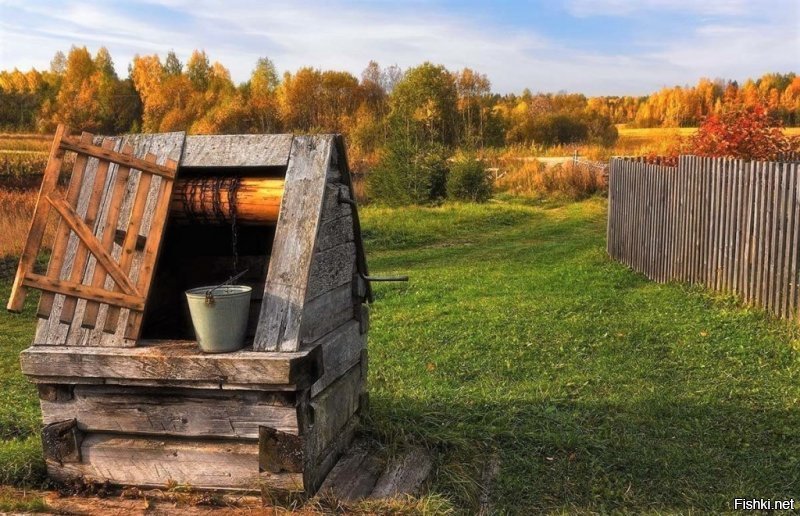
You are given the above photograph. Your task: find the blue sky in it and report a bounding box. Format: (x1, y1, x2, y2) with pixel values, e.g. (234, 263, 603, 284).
(0, 0, 797, 95)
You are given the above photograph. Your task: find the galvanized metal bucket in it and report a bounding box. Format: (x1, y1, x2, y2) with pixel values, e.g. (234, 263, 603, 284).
(185, 285, 252, 353)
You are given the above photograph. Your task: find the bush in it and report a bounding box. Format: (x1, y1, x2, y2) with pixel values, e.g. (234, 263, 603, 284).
(367, 139, 449, 206)
(686, 104, 800, 160)
(447, 156, 492, 202)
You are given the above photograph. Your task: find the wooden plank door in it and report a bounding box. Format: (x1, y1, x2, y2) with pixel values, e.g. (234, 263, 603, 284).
(7, 125, 184, 345)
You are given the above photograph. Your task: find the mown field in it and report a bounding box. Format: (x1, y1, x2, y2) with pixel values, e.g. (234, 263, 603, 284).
(2, 196, 800, 513)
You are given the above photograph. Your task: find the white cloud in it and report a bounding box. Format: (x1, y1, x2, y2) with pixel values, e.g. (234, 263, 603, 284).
(566, 0, 752, 17)
(0, 0, 797, 95)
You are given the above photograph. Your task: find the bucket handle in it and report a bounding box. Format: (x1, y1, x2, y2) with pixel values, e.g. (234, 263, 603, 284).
(205, 269, 249, 305)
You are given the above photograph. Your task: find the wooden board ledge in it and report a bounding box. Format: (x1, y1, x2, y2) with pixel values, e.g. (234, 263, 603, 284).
(20, 341, 322, 388)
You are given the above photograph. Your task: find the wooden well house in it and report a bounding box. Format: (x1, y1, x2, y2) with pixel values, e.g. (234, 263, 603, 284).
(8, 125, 372, 495)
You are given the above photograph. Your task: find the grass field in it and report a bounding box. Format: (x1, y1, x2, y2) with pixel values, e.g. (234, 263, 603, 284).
(3, 197, 800, 512)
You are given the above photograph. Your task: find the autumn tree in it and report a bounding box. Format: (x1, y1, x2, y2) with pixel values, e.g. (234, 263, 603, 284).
(388, 62, 458, 146)
(246, 57, 280, 133)
(369, 63, 457, 204)
(42, 47, 139, 133)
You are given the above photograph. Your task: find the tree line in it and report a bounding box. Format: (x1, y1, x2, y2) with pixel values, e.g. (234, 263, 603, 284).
(2, 47, 798, 146)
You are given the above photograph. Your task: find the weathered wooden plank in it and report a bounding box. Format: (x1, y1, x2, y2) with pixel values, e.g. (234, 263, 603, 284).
(48, 434, 300, 491)
(60, 135, 177, 179)
(318, 440, 383, 502)
(763, 161, 778, 308)
(606, 160, 615, 258)
(334, 136, 372, 302)
(307, 242, 356, 298)
(81, 144, 134, 329)
(779, 162, 794, 317)
(306, 363, 363, 463)
(773, 161, 789, 315)
(715, 158, 727, 290)
(789, 163, 800, 319)
(124, 156, 179, 340)
(317, 215, 355, 252)
(20, 341, 320, 387)
(7, 125, 68, 313)
(180, 134, 293, 167)
(369, 447, 433, 499)
(103, 153, 157, 333)
(259, 367, 362, 492)
(740, 160, 753, 300)
(255, 136, 334, 352)
(732, 160, 744, 294)
(309, 321, 365, 397)
(58, 138, 119, 323)
(753, 162, 766, 306)
(40, 385, 299, 438)
(23, 273, 144, 311)
(300, 284, 356, 345)
(38, 131, 94, 318)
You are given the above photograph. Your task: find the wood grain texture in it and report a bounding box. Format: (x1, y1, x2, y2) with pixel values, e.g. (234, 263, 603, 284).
(299, 283, 355, 345)
(58, 138, 119, 323)
(180, 134, 292, 167)
(309, 320, 365, 397)
(60, 136, 177, 179)
(334, 135, 372, 302)
(369, 447, 433, 499)
(47, 434, 303, 491)
(306, 363, 362, 462)
(306, 242, 356, 297)
(23, 273, 145, 311)
(318, 441, 383, 502)
(38, 131, 94, 318)
(40, 385, 299, 438)
(255, 135, 333, 352)
(81, 144, 134, 330)
(21, 341, 320, 387)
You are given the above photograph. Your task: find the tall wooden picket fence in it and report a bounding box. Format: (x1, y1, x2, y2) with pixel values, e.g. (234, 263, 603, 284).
(607, 155, 800, 320)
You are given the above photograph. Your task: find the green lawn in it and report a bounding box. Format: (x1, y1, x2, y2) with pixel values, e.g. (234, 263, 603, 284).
(2, 197, 800, 513)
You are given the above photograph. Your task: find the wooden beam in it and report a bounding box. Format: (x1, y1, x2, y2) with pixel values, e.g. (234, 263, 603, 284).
(255, 136, 333, 352)
(47, 434, 302, 492)
(20, 341, 321, 387)
(7, 124, 68, 313)
(40, 385, 299, 439)
(60, 135, 177, 179)
(180, 134, 293, 167)
(23, 273, 145, 311)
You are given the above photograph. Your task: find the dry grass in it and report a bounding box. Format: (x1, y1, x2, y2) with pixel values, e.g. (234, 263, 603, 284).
(0, 136, 50, 153)
(0, 189, 49, 259)
(496, 160, 605, 199)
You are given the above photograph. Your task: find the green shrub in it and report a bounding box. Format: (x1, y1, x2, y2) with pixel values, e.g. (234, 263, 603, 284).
(447, 156, 492, 202)
(367, 139, 449, 206)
